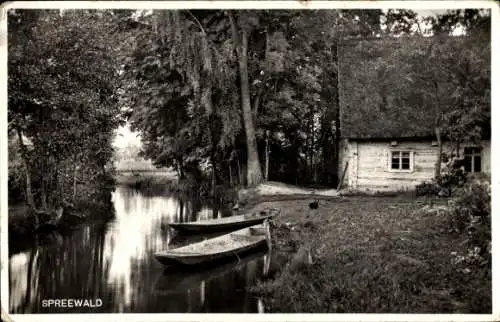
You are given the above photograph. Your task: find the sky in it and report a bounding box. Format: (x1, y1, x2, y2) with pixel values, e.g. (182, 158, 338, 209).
(414, 9, 448, 17)
(113, 123, 142, 150)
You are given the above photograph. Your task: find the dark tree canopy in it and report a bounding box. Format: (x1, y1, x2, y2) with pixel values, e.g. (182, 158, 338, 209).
(8, 9, 126, 211)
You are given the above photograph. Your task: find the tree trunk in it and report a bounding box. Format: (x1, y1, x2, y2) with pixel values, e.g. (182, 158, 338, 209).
(237, 157, 242, 185)
(41, 175, 48, 211)
(212, 206, 218, 219)
(72, 163, 78, 203)
(179, 199, 184, 222)
(433, 84, 443, 181)
(434, 126, 443, 180)
(252, 29, 269, 123)
(228, 12, 263, 187)
(310, 111, 315, 183)
(228, 162, 233, 186)
(211, 157, 216, 198)
(238, 30, 263, 187)
(320, 111, 335, 186)
(252, 89, 262, 125)
(53, 167, 62, 207)
(16, 129, 36, 210)
(176, 157, 185, 181)
(334, 115, 340, 186)
(264, 130, 270, 181)
(333, 42, 341, 186)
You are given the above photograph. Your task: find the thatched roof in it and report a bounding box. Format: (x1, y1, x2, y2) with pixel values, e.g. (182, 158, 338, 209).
(338, 36, 483, 140)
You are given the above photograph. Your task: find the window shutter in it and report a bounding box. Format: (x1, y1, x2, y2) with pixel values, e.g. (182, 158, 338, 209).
(386, 150, 389, 171)
(411, 151, 415, 172)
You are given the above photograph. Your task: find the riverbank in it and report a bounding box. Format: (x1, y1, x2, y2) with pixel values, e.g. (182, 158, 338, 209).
(243, 194, 490, 313)
(115, 170, 177, 186)
(8, 199, 115, 255)
(9, 172, 196, 255)
(114, 171, 210, 197)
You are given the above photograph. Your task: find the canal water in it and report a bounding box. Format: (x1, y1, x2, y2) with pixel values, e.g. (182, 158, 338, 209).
(9, 186, 271, 313)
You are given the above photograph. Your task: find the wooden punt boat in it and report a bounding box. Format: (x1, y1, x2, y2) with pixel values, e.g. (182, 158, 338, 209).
(154, 223, 271, 266)
(168, 208, 280, 234)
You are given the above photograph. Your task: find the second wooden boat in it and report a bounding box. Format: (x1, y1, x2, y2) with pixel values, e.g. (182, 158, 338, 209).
(155, 223, 270, 266)
(168, 208, 280, 234)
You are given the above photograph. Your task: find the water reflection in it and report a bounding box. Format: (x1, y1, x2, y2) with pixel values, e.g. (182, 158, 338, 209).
(9, 186, 266, 313)
(9, 250, 40, 311)
(153, 251, 266, 312)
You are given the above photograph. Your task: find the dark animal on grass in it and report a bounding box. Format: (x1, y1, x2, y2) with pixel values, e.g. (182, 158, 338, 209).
(309, 199, 319, 209)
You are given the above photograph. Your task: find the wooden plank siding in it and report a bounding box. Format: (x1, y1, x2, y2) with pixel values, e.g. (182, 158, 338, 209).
(481, 140, 491, 173)
(338, 139, 491, 192)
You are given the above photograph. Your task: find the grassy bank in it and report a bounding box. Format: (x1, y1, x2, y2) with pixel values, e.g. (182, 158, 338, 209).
(115, 173, 210, 201)
(247, 196, 491, 313)
(115, 171, 177, 185)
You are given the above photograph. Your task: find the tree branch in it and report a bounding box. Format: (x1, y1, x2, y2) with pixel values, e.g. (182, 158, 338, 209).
(185, 10, 207, 35)
(253, 29, 270, 117)
(416, 16, 424, 36)
(253, 88, 262, 116)
(227, 10, 240, 56)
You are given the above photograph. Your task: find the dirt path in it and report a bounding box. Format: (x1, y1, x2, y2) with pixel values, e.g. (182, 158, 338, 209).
(253, 181, 339, 197)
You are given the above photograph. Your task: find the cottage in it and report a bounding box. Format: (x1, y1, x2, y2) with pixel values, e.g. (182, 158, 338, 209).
(337, 37, 490, 192)
(338, 137, 490, 192)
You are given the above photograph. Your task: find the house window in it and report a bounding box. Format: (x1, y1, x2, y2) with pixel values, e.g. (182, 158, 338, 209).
(464, 147, 481, 173)
(390, 151, 413, 171)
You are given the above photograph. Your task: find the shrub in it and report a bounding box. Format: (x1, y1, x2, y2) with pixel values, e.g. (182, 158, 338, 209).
(416, 157, 468, 197)
(448, 177, 491, 265)
(8, 163, 26, 204)
(415, 181, 440, 197)
(437, 159, 467, 190)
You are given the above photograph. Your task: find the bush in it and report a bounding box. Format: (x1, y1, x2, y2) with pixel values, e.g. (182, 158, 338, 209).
(416, 157, 468, 197)
(437, 159, 467, 190)
(8, 164, 26, 204)
(448, 177, 491, 265)
(452, 178, 490, 218)
(416, 181, 440, 197)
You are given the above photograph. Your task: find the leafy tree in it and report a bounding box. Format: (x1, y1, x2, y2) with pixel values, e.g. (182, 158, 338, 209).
(122, 10, 240, 189)
(409, 9, 490, 178)
(226, 10, 265, 186)
(8, 9, 124, 215)
(123, 9, 448, 188)
(432, 9, 491, 154)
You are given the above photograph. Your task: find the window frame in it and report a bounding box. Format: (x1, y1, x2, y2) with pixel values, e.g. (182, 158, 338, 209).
(463, 146, 482, 173)
(388, 150, 415, 173)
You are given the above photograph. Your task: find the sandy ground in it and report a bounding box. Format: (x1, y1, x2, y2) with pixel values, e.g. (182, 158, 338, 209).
(254, 181, 339, 197)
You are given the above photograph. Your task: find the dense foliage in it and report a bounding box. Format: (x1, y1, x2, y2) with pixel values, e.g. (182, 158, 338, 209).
(8, 8, 490, 206)
(449, 176, 491, 255)
(6, 7, 491, 314)
(8, 10, 125, 213)
(121, 9, 438, 189)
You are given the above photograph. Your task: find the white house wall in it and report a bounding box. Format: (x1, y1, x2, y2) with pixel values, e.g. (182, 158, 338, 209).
(338, 139, 491, 192)
(480, 140, 491, 173)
